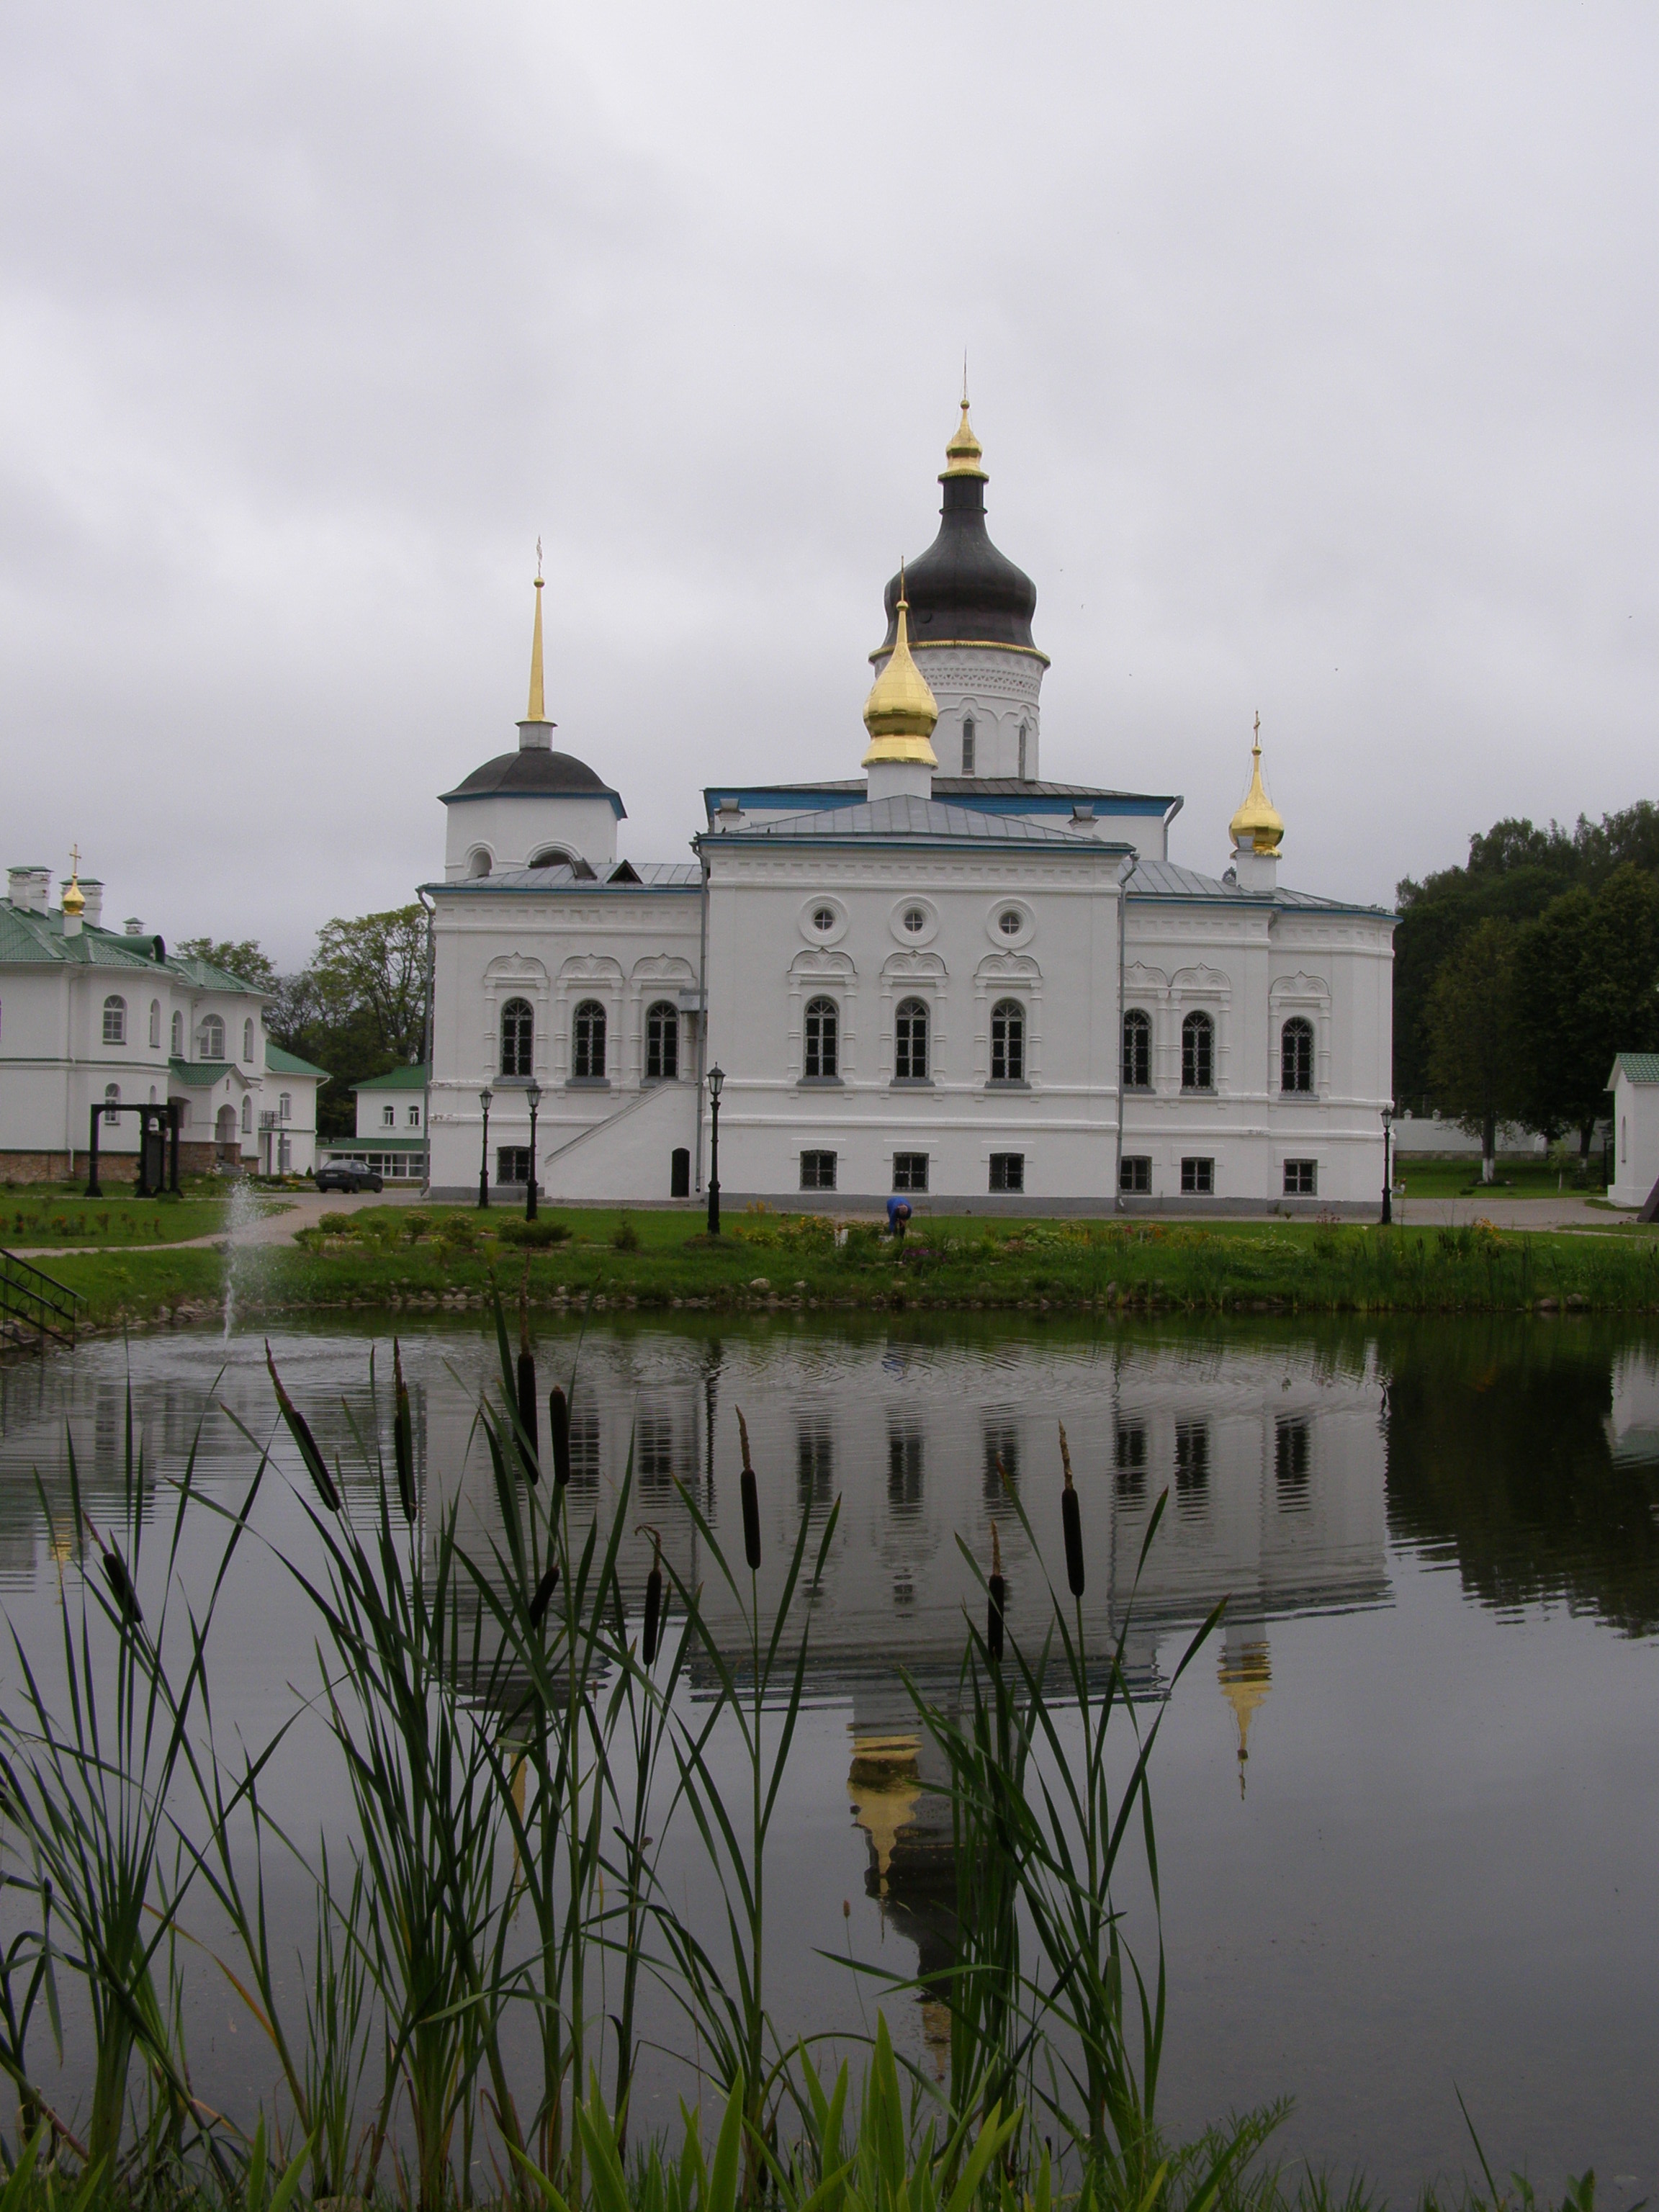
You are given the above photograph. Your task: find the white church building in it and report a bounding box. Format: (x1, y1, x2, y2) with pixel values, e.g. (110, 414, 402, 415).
(425, 406, 1395, 1213)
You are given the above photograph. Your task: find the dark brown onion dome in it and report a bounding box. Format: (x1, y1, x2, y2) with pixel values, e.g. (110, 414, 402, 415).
(440, 749, 624, 813)
(876, 427, 1041, 657)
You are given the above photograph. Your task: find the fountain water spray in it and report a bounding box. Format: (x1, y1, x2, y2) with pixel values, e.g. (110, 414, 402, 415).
(222, 1174, 260, 1339)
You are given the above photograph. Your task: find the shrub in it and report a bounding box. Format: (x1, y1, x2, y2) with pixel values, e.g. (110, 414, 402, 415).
(611, 1217, 640, 1252)
(497, 1218, 570, 1248)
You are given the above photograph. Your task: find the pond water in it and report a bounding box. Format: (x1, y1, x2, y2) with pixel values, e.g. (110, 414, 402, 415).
(1, 1315, 1657, 2202)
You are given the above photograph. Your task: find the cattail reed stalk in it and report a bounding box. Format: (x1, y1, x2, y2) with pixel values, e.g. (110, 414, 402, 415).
(528, 1561, 560, 1628)
(639, 1527, 664, 1664)
(736, 1407, 761, 1570)
(516, 1284, 539, 1484)
(392, 1339, 416, 1524)
(987, 1520, 1005, 1662)
(89, 1527, 142, 1626)
(549, 1386, 571, 1487)
(1059, 1421, 1084, 1597)
(266, 1340, 341, 1511)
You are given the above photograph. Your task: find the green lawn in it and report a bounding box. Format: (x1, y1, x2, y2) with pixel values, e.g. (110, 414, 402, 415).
(0, 1181, 254, 1249)
(1395, 1157, 1601, 1200)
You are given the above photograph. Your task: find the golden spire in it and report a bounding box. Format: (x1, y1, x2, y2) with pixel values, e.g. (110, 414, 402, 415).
(60, 844, 85, 917)
(862, 567, 940, 768)
(1218, 1637, 1271, 1799)
(526, 540, 547, 722)
(942, 367, 986, 480)
(1228, 712, 1285, 855)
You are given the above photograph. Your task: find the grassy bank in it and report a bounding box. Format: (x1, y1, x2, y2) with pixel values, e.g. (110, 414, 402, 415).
(25, 1203, 1659, 1334)
(0, 1180, 256, 1247)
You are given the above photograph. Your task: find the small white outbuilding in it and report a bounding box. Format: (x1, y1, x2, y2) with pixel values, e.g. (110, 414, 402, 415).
(1607, 1055, 1659, 1212)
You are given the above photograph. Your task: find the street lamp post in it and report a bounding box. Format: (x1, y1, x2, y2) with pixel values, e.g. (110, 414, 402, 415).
(706, 1063, 724, 1236)
(525, 1080, 541, 1221)
(477, 1086, 493, 1209)
(1380, 1104, 1394, 1226)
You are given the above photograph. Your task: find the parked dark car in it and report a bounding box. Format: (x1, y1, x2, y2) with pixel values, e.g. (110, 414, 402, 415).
(314, 1160, 384, 1192)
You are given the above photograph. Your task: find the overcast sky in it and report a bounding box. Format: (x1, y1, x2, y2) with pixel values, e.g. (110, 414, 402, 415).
(3, 1, 1654, 968)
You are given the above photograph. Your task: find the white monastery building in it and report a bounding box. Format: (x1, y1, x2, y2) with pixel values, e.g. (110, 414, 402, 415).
(425, 406, 1396, 1213)
(0, 863, 326, 1180)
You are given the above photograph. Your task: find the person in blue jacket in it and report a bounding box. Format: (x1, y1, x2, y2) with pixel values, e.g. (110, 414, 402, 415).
(886, 1195, 912, 1244)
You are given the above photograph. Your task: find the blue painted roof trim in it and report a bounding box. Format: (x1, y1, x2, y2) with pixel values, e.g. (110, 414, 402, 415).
(421, 878, 700, 897)
(703, 784, 1178, 822)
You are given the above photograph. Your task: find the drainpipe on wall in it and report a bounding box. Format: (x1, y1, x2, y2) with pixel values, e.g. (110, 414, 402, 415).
(418, 889, 436, 1196)
(693, 843, 711, 1195)
(1115, 853, 1138, 1212)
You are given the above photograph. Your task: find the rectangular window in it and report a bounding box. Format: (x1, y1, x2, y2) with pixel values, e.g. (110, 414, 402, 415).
(1283, 1159, 1317, 1196)
(1275, 1416, 1310, 1506)
(800, 1150, 837, 1191)
(1180, 1156, 1214, 1195)
(497, 1146, 531, 1185)
(382, 1105, 395, 1126)
(1120, 1154, 1151, 1195)
(961, 719, 976, 775)
(1115, 1421, 1148, 1501)
(893, 1151, 928, 1192)
(989, 1151, 1024, 1193)
(408, 1105, 421, 1126)
(1175, 1420, 1210, 1509)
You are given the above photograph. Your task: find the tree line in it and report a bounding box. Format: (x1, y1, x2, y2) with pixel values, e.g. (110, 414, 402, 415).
(1394, 802, 1659, 1168)
(179, 904, 427, 1140)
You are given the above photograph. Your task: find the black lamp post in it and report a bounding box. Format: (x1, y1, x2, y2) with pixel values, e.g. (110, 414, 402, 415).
(525, 1079, 541, 1221)
(1380, 1105, 1394, 1226)
(706, 1063, 724, 1236)
(477, 1086, 493, 1208)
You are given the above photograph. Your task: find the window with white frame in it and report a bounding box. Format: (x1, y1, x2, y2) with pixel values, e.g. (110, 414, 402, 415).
(1123, 1008, 1151, 1089)
(408, 1105, 421, 1126)
(382, 1105, 395, 1126)
(1280, 1017, 1314, 1094)
(894, 997, 929, 1080)
(149, 999, 161, 1048)
(1180, 1012, 1213, 1092)
(645, 1000, 679, 1080)
(1180, 1156, 1214, 1195)
(961, 716, 976, 775)
(989, 1151, 1024, 1193)
(103, 995, 127, 1045)
(240, 1095, 251, 1133)
(1120, 1155, 1151, 1194)
(1283, 1159, 1317, 1195)
(243, 1019, 254, 1061)
(199, 1014, 225, 1060)
(990, 999, 1025, 1083)
(104, 1082, 121, 1125)
(804, 997, 838, 1079)
(171, 1010, 183, 1054)
(500, 997, 534, 1077)
(892, 1151, 928, 1192)
(572, 999, 606, 1079)
(278, 1093, 292, 1121)
(800, 1149, 837, 1190)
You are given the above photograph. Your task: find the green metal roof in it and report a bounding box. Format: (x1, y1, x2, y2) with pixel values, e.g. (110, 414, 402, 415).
(351, 1065, 431, 1092)
(0, 902, 271, 989)
(168, 1057, 233, 1088)
(1611, 1053, 1659, 1085)
(266, 1042, 331, 1079)
(323, 1136, 428, 1152)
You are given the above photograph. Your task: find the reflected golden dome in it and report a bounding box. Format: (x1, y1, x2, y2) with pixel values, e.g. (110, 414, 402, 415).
(1229, 721, 1285, 854)
(848, 1731, 922, 1887)
(1219, 1638, 1271, 1799)
(861, 581, 940, 768)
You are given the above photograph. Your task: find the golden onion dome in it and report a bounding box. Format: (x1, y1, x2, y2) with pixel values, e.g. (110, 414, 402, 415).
(942, 398, 986, 480)
(861, 583, 940, 768)
(60, 850, 85, 917)
(1229, 724, 1285, 854)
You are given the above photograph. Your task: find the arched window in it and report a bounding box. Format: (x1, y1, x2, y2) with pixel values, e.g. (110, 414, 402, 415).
(102, 995, 127, 1045)
(804, 997, 838, 1079)
(243, 1018, 254, 1061)
(572, 999, 606, 1080)
(149, 999, 161, 1048)
(1181, 1011, 1214, 1092)
(240, 1095, 251, 1134)
(961, 716, 976, 775)
(171, 1010, 183, 1055)
(645, 1000, 679, 1080)
(278, 1092, 292, 1121)
(529, 847, 571, 870)
(1281, 1017, 1314, 1094)
(1017, 722, 1028, 781)
(104, 1082, 121, 1125)
(990, 999, 1025, 1083)
(468, 848, 492, 879)
(1123, 1007, 1151, 1089)
(500, 997, 534, 1077)
(894, 998, 929, 1080)
(199, 1014, 225, 1061)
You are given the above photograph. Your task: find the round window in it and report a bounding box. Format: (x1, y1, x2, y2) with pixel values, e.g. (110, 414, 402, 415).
(812, 907, 836, 932)
(998, 908, 1023, 937)
(902, 907, 927, 935)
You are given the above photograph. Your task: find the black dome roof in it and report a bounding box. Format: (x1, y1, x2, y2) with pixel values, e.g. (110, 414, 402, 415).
(441, 748, 624, 811)
(878, 475, 1041, 657)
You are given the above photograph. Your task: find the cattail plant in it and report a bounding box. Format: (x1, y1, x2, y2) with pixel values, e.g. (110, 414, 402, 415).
(266, 1339, 340, 1511)
(987, 1519, 1005, 1663)
(737, 1406, 761, 1570)
(639, 1525, 664, 1664)
(392, 1338, 416, 1524)
(528, 1560, 560, 1629)
(516, 1282, 540, 1485)
(1059, 1419, 1084, 1597)
(549, 1384, 571, 1487)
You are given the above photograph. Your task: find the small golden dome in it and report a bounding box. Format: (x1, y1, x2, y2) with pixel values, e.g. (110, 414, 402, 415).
(60, 848, 85, 917)
(1229, 722, 1285, 854)
(861, 583, 940, 768)
(942, 400, 986, 480)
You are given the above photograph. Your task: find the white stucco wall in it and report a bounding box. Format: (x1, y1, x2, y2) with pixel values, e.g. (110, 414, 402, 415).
(443, 792, 620, 881)
(1609, 1071, 1659, 1208)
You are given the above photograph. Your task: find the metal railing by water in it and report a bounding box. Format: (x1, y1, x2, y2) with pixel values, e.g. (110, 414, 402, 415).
(0, 1248, 85, 1349)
